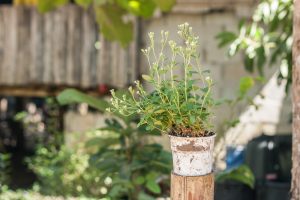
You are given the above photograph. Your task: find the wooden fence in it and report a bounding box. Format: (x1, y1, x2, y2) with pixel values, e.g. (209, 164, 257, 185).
(0, 5, 138, 89)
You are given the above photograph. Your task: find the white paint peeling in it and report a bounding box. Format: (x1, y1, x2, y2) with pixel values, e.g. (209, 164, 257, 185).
(169, 135, 215, 176)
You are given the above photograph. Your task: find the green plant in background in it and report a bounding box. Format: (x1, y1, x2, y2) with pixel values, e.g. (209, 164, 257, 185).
(216, 165, 255, 189)
(56, 89, 172, 200)
(0, 185, 98, 200)
(27, 144, 104, 198)
(32, 0, 176, 46)
(216, 0, 293, 90)
(109, 23, 217, 137)
(0, 153, 10, 186)
(87, 117, 171, 199)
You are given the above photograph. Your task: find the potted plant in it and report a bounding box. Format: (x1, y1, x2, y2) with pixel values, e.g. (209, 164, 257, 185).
(108, 23, 216, 177)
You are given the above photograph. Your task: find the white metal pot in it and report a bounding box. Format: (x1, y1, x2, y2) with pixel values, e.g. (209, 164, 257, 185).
(169, 134, 215, 176)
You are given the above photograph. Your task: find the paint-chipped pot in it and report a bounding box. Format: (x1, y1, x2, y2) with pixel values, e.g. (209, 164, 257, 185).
(169, 134, 216, 176)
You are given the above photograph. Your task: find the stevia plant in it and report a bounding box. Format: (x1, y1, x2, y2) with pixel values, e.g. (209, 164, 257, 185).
(108, 23, 217, 137)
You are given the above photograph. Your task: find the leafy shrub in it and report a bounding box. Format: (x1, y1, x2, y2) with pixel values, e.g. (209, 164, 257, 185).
(0, 185, 98, 200)
(216, 165, 255, 189)
(216, 0, 292, 89)
(87, 117, 171, 200)
(109, 23, 217, 137)
(26, 89, 173, 200)
(27, 144, 104, 198)
(0, 153, 10, 186)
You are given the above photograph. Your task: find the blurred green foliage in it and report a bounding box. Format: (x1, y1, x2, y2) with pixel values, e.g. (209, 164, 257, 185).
(24, 89, 172, 199)
(27, 144, 103, 197)
(216, 165, 255, 189)
(0, 153, 10, 186)
(217, 0, 292, 90)
(0, 185, 98, 200)
(36, 0, 176, 46)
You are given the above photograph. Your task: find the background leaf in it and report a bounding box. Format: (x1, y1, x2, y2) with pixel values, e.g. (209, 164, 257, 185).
(57, 89, 110, 112)
(94, 3, 133, 47)
(152, 0, 176, 12)
(216, 165, 255, 189)
(37, 0, 69, 13)
(74, 0, 92, 8)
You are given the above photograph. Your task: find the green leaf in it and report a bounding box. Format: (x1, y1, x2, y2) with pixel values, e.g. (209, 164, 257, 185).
(133, 176, 145, 185)
(74, 0, 92, 8)
(145, 179, 161, 194)
(116, 0, 156, 18)
(256, 46, 266, 75)
(57, 89, 110, 112)
(109, 185, 128, 197)
(152, 0, 176, 12)
(142, 74, 152, 81)
(189, 115, 196, 124)
(96, 158, 119, 170)
(238, 77, 254, 97)
(138, 192, 156, 200)
(94, 0, 107, 5)
(14, 111, 27, 121)
(37, 0, 69, 13)
(216, 165, 255, 189)
(244, 56, 254, 72)
(85, 137, 119, 147)
(94, 3, 133, 47)
(216, 31, 237, 47)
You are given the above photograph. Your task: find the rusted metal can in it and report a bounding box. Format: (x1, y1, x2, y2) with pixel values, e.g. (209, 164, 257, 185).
(169, 134, 215, 176)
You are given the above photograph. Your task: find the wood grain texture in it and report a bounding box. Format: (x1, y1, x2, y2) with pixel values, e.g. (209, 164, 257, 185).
(0, 5, 137, 90)
(30, 8, 44, 83)
(171, 172, 214, 200)
(292, 0, 300, 199)
(0, 9, 4, 84)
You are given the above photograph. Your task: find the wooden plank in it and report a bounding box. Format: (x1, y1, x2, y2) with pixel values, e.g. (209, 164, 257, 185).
(81, 9, 97, 88)
(43, 11, 54, 84)
(0, 5, 138, 89)
(30, 8, 45, 83)
(111, 42, 120, 87)
(171, 172, 214, 200)
(119, 46, 127, 87)
(173, 0, 257, 13)
(128, 37, 138, 84)
(2, 6, 17, 85)
(52, 7, 67, 85)
(16, 6, 31, 85)
(0, 8, 4, 84)
(97, 36, 111, 85)
(291, 0, 300, 199)
(66, 5, 82, 85)
(0, 85, 103, 97)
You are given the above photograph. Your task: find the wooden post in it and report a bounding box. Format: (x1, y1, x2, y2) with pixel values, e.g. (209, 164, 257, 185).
(292, 0, 300, 199)
(171, 172, 214, 200)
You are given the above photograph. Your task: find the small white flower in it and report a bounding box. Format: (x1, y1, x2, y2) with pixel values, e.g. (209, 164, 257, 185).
(205, 76, 212, 83)
(100, 187, 108, 194)
(104, 177, 112, 185)
(148, 32, 154, 39)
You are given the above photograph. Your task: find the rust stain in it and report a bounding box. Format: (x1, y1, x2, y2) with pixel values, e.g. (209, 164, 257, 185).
(188, 192, 192, 200)
(199, 194, 204, 200)
(177, 141, 208, 152)
(188, 192, 203, 200)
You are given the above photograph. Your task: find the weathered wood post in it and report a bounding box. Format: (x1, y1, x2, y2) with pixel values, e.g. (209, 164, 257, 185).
(171, 172, 214, 200)
(169, 135, 215, 200)
(292, 0, 300, 199)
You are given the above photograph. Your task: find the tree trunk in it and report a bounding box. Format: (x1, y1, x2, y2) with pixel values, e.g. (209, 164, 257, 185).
(171, 172, 214, 200)
(292, 0, 300, 199)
